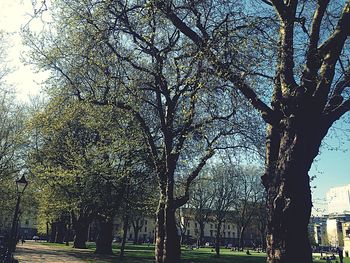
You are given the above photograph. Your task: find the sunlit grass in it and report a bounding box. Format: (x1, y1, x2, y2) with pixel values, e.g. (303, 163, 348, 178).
(36, 242, 350, 263)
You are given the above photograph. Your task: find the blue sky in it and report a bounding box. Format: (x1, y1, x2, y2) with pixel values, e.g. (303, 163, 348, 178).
(310, 118, 350, 215)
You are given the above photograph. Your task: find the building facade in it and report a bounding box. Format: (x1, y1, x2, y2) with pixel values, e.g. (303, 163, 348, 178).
(343, 222, 350, 257)
(326, 184, 350, 215)
(309, 216, 328, 245)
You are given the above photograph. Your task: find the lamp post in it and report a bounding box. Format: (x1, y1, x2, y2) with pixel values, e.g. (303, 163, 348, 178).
(9, 175, 28, 253)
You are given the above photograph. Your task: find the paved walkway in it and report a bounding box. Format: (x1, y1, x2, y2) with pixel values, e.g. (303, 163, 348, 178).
(13, 240, 116, 263)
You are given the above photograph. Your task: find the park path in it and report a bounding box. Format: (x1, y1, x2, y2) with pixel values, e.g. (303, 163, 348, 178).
(14, 241, 93, 263)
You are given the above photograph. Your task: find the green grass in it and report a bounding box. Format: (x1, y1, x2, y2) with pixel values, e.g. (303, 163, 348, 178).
(37, 242, 350, 263)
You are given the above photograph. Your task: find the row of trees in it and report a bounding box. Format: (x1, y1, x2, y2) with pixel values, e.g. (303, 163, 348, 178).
(0, 22, 264, 263)
(23, 0, 265, 262)
(26, 91, 264, 256)
(0, 31, 30, 229)
(27, 96, 157, 255)
(186, 164, 266, 256)
(14, 0, 350, 263)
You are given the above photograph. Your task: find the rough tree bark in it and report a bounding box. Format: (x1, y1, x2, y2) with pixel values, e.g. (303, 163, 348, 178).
(155, 199, 165, 263)
(162, 204, 181, 263)
(156, 1, 350, 262)
(72, 219, 89, 249)
(262, 118, 327, 262)
(95, 218, 114, 255)
(71, 210, 93, 249)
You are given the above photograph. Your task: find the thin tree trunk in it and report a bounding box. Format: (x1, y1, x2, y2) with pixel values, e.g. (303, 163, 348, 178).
(46, 222, 49, 242)
(95, 218, 114, 255)
(55, 221, 65, 243)
(155, 200, 165, 263)
(133, 226, 139, 245)
(120, 213, 129, 259)
(215, 221, 222, 256)
(49, 222, 57, 243)
(239, 226, 245, 250)
(199, 221, 205, 247)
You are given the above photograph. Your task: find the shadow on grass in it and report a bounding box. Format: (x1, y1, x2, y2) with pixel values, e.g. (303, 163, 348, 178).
(39, 243, 267, 263)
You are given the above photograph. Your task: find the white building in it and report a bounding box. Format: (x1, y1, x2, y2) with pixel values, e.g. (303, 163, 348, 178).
(326, 184, 350, 215)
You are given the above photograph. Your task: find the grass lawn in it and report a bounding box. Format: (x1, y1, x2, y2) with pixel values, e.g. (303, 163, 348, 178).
(39, 242, 350, 263)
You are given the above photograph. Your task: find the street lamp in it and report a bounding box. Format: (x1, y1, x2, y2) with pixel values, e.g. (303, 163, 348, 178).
(15, 175, 28, 195)
(6, 174, 28, 260)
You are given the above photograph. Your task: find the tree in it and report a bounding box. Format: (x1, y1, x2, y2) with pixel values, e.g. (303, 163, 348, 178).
(0, 32, 28, 225)
(28, 98, 102, 247)
(209, 165, 238, 256)
(175, 208, 189, 245)
(23, 2, 255, 262)
(189, 174, 215, 247)
(155, 1, 350, 262)
(27, 95, 146, 252)
(231, 166, 265, 250)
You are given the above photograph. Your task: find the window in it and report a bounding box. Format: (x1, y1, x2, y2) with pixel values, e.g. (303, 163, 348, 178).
(187, 222, 190, 227)
(195, 222, 197, 228)
(346, 228, 350, 236)
(129, 234, 133, 239)
(144, 220, 148, 225)
(228, 225, 230, 230)
(210, 230, 213, 237)
(223, 232, 225, 237)
(187, 230, 190, 236)
(145, 227, 147, 232)
(215, 224, 217, 228)
(25, 220, 29, 225)
(228, 232, 231, 237)
(210, 224, 213, 229)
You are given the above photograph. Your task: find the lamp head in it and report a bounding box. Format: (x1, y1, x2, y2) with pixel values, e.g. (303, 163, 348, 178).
(16, 174, 28, 195)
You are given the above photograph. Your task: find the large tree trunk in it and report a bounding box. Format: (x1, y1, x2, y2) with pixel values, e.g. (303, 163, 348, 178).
(155, 194, 181, 263)
(71, 211, 92, 249)
(265, 168, 312, 263)
(163, 204, 181, 263)
(263, 121, 327, 263)
(72, 220, 89, 249)
(95, 218, 114, 255)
